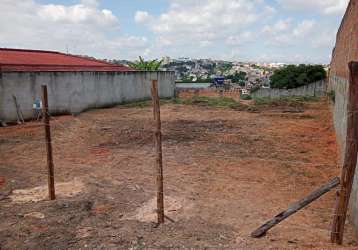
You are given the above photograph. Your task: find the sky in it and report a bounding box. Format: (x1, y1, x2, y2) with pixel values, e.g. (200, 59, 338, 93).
(0, 0, 350, 63)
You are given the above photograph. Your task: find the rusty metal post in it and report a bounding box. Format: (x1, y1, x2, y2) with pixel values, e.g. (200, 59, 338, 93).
(151, 80, 165, 224)
(41, 85, 55, 200)
(331, 62, 358, 244)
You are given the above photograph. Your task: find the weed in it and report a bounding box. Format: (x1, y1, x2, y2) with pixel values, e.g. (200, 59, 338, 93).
(120, 98, 174, 108)
(327, 90, 335, 103)
(253, 96, 319, 106)
(241, 94, 252, 100)
(122, 100, 151, 108)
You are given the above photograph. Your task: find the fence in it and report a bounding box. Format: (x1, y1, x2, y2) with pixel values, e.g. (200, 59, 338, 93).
(0, 81, 348, 246)
(251, 80, 327, 99)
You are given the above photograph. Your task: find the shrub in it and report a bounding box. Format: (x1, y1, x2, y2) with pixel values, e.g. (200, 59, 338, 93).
(129, 56, 163, 70)
(241, 94, 252, 100)
(270, 64, 326, 89)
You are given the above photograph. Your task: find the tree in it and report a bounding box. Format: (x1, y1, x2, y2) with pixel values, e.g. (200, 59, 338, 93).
(270, 64, 326, 89)
(227, 71, 247, 85)
(129, 56, 163, 71)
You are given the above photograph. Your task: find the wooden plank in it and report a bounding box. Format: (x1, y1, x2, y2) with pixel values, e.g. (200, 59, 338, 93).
(251, 177, 340, 238)
(12, 95, 24, 124)
(331, 61, 358, 244)
(151, 80, 165, 224)
(41, 85, 56, 200)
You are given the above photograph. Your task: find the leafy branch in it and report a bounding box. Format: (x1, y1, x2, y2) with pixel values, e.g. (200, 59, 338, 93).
(129, 56, 163, 71)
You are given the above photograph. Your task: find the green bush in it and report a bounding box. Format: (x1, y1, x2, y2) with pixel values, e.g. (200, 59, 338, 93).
(129, 56, 163, 70)
(270, 64, 326, 89)
(241, 94, 252, 100)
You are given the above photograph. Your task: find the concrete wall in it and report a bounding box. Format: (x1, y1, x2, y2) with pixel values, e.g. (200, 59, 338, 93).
(329, 74, 358, 231)
(251, 80, 326, 99)
(0, 71, 175, 122)
(329, 0, 358, 233)
(330, 75, 358, 232)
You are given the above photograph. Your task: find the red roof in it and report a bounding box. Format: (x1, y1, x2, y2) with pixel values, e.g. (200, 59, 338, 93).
(0, 48, 133, 72)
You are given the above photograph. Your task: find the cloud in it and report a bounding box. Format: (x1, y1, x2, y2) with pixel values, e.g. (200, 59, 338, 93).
(133, 0, 342, 62)
(292, 20, 316, 37)
(136, 0, 274, 49)
(134, 11, 152, 23)
(226, 31, 255, 46)
(263, 19, 316, 46)
(0, 0, 147, 59)
(262, 19, 291, 34)
(109, 36, 148, 48)
(312, 31, 336, 48)
(0, 0, 344, 63)
(37, 2, 118, 26)
(276, 0, 349, 15)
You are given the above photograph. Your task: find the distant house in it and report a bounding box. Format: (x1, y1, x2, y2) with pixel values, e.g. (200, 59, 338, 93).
(0, 48, 132, 72)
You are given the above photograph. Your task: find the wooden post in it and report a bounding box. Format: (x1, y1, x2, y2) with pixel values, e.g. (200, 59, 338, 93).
(41, 85, 55, 200)
(331, 62, 358, 244)
(12, 95, 24, 124)
(251, 177, 340, 238)
(151, 80, 164, 224)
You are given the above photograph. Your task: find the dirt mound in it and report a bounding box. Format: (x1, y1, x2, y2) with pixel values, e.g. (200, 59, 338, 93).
(10, 178, 85, 203)
(122, 196, 192, 223)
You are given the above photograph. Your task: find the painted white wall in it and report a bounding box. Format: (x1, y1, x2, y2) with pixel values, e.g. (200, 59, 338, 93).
(0, 71, 175, 122)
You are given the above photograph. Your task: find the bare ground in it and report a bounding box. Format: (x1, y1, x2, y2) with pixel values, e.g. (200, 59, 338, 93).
(0, 98, 357, 249)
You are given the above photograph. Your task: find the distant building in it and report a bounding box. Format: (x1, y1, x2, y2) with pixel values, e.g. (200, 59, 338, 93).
(213, 76, 225, 86)
(162, 56, 171, 65)
(177, 57, 191, 62)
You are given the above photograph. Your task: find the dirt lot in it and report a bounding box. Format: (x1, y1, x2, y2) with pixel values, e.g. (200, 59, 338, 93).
(0, 98, 357, 249)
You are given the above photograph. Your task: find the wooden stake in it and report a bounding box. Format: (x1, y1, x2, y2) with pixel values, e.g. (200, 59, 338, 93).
(41, 85, 55, 200)
(251, 177, 340, 238)
(331, 62, 358, 244)
(12, 95, 24, 124)
(151, 80, 164, 224)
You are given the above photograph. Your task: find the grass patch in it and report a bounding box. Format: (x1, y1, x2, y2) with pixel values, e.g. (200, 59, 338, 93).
(172, 96, 250, 110)
(119, 95, 320, 111)
(121, 100, 151, 108)
(241, 94, 252, 100)
(121, 98, 174, 108)
(174, 96, 238, 107)
(253, 96, 319, 106)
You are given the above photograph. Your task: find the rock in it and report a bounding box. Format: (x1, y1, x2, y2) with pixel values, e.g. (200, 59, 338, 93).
(24, 212, 45, 219)
(76, 227, 92, 239)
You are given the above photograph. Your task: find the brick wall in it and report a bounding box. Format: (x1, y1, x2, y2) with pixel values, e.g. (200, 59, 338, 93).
(176, 89, 241, 100)
(330, 0, 358, 79)
(329, 0, 358, 235)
